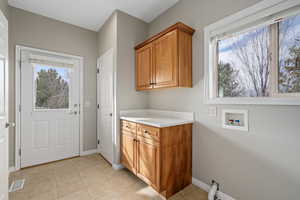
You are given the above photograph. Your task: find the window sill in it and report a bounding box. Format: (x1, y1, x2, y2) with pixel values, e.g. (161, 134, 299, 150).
(205, 97, 300, 105)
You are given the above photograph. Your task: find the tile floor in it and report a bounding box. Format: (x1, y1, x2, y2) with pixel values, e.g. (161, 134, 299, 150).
(9, 154, 208, 200)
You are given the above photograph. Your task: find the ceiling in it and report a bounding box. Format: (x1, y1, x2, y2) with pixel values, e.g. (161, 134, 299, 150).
(8, 0, 179, 31)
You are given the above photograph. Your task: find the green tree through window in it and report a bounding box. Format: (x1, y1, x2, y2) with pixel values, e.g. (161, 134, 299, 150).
(35, 67, 69, 109)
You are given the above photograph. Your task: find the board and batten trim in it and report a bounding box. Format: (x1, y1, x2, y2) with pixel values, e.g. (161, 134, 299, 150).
(192, 177, 236, 200)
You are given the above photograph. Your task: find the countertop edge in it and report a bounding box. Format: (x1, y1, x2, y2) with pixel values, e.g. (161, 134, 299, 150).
(120, 117, 194, 128)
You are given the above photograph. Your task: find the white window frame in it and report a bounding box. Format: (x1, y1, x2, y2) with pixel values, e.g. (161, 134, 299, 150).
(32, 63, 72, 111)
(204, 0, 300, 105)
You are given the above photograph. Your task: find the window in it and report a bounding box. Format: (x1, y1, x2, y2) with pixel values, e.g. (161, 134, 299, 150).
(279, 14, 300, 94)
(218, 26, 271, 97)
(34, 64, 70, 109)
(205, 1, 300, 104)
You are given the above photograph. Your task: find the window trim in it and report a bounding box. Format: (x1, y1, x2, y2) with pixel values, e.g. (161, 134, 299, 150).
(204, 0, 300, 105)
(32, 63, 72, 111)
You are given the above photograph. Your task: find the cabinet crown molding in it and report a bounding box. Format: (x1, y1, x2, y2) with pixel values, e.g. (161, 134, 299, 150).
(135, 22, 195, 50)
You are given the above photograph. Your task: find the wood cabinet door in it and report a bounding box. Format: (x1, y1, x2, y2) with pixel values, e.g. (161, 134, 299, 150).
(136, 44, 153, 90)
(121, 133, 136, 174)
(136, 138, 160, 190)
(153, 30, 178, 88)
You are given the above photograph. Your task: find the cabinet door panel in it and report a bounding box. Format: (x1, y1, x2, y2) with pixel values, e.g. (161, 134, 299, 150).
(153, 30, 178, 88)
(121, 133, 136, 173)
(136, 44, 153, 90)
(136, 138, 159, 189)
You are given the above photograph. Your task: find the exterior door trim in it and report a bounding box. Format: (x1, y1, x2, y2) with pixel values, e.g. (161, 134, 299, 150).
(15, 45, 84, 171)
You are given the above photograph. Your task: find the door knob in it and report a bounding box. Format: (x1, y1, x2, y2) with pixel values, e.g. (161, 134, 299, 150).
(5, 122, 15, 129)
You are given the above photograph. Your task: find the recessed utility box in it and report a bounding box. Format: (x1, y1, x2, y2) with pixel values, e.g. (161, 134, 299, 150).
(222, 109, 249, 131)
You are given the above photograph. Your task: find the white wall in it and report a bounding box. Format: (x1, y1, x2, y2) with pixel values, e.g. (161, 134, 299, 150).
(146, 0, 300, 199)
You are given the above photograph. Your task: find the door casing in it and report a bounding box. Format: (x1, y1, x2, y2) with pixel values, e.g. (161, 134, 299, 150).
(15, 45, 84, 171)
(0, 9, 9, 200)
(97, 48, 115, 164)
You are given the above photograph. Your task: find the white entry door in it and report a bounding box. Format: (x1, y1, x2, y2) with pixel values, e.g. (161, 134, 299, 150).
(20, 49, 81, 168)
(97, 49, 114, 164)
(0, 12, 9, 200)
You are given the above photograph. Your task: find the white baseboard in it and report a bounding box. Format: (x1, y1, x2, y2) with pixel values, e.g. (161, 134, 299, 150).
(80, 149, 98, 156)
(192, 177, 236, 200)
(9, 167, 16, 173)
(112, 163, 124, 170)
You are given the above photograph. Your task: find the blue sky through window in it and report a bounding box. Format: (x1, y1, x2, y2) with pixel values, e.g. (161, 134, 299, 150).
(219, 15, 300, 55)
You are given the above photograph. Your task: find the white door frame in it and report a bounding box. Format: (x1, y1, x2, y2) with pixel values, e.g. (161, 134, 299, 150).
(15, 45, 84, 171)
(97, 48, 115, 164)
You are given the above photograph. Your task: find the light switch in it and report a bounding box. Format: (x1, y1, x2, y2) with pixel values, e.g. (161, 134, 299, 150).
(208, 106, 217, 117)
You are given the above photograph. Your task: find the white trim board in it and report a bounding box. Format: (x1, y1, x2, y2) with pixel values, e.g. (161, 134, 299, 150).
(9, 167, 16, 173)
(15, 45, 85, 170)
(112, 164, 124, 170)
(192, 177, 236, 200)
(80, 149, 98, 156)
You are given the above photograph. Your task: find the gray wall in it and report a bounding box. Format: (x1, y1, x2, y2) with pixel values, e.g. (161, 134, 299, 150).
(97, 10, 149, 164)
(0, 0, 9, 19)
(97, 12, 117, 57)
(9, 7, 98, 166)
(147, 0, 300, 199)
(115, 10, 149, 163)
(116, 10, 148, 111)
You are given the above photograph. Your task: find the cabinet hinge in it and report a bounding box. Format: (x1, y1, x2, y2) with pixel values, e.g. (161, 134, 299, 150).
(97, 139, 100, 145)
(97, 68, 100, 74)
(97, 104, 99, 109)
(19, 148, 21, 156)
(19, 104, 21, 112)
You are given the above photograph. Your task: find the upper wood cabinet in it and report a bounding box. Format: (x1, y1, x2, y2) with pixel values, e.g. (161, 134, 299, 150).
(135, 22, 195, 91)
(136, 43, 153, 90)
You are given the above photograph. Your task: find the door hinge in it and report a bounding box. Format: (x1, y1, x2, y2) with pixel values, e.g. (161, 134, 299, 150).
(19, 149, 21, 156)
(97, 104, 99, 109)
(97, 139, 100, 145)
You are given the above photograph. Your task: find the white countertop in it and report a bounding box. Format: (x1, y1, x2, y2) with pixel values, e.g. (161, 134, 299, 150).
(120, 109, 194, 128)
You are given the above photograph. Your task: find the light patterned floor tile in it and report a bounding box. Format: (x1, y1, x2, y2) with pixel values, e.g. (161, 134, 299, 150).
(9, 154, 208, 200)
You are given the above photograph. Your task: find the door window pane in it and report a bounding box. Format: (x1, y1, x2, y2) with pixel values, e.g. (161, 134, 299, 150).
(217, 26, 271, 97)
(34, 65, 70, 109)
(279, 14, 300, 93)
(0, 59, 4, 114)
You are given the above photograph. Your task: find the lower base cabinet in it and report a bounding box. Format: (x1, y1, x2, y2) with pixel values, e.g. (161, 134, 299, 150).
(121, 120, 192, 199)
